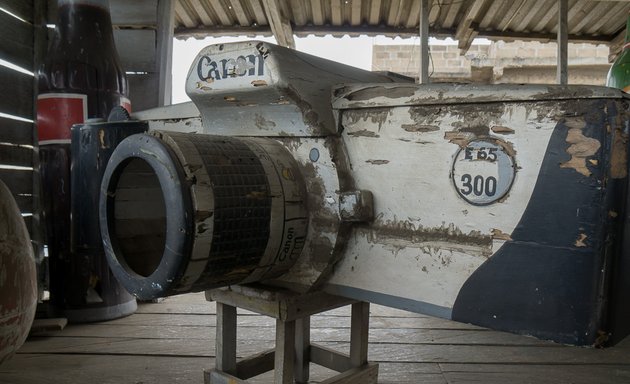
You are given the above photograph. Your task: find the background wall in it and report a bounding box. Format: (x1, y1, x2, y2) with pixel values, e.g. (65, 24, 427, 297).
(373, 41, 611, 85)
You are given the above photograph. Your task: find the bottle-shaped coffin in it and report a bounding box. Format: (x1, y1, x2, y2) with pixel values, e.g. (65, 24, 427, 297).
(37, 0, 135, 322)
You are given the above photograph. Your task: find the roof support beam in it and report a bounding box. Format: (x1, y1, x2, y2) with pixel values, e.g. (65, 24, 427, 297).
(418, 0, 429, 84)
(174, 25, 613, 46)
(456, 0, 485, 54)
(261, 0, 295, 49)
(557, 0, 568, 85)
(157, 0, 174, 106)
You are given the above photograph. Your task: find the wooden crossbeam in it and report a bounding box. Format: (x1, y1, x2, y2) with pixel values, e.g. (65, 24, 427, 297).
(456, 0, 486, 54)
(261, 0, 295, 49)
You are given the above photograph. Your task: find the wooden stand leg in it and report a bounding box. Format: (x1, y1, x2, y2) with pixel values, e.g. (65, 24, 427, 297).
(294, 316, 310, 384)
(216, 303, 237, 375)
(206, 287, 378, 384)
(350, 302, 369, 367)
(275, 319, 295, 384)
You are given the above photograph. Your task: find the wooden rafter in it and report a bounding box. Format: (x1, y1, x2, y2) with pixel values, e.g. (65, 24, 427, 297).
(455, 0, 486, 54)
(261, 0, 295, 49)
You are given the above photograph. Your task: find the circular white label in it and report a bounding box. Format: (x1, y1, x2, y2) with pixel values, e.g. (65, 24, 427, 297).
(452, 139, 515, 205)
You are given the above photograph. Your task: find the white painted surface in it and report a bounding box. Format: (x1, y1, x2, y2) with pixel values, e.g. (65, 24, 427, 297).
(325, 102, 559, 313)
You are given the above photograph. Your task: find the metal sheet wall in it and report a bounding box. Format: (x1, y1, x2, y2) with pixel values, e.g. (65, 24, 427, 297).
(0, 0, 43, 243)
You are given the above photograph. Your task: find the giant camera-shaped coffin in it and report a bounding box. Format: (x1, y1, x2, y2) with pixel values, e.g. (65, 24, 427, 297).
(88, 41, 630, 346)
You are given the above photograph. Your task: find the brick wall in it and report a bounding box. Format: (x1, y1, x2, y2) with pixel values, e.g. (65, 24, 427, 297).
(372, 41, 611, 85)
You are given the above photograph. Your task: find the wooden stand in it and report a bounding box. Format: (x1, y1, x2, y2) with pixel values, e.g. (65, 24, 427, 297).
(204, 285, 378, 384)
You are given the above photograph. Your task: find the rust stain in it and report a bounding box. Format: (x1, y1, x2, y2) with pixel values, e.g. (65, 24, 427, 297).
(366, 159, 390, 165)
(575, 233, 588, 248)
(559, 127, 601, 177)
(402, 124, 439, 132)
(491, 126, 515, 135)
(491, 229, 512, 241)
(347, 129, 380, 138)
(251, 80, 268, 87)
(610, 124, 628, 179)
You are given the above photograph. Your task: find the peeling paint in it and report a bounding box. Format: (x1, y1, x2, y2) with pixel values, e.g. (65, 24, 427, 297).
(344, 108, 390, 132)
(575, 233, 588, 247)
(491, 229, 512, 241)
(366, 159, 390, 165)
(491, 126, 515, 135)
(342, 85, 416, 101)
(347, 129, 380, 138)
(98, 129, 109, 149)
(402, 124, 439, 132)
(559, 127, 601, 177)
(610, 124, 628, 179)
(444, 131, 476, 148)
(251, 80, 268, 87)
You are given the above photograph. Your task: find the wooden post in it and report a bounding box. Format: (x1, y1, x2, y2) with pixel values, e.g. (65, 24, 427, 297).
(294, 317, 310, 383)
(216, 303, 237, 375)
(557, 0, 568, 85)
(350, 302, 370, 367)
(275, 319, 295, 384)
(157, 0, 174, 106)
(418, 0, 429, 84)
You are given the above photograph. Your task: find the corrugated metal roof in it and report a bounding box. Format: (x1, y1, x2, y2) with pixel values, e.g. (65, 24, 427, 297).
(174, 0, 629, 54)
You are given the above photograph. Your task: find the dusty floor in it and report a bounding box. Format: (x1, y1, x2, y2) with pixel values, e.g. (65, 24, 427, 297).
(1, 292, 630, 383)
